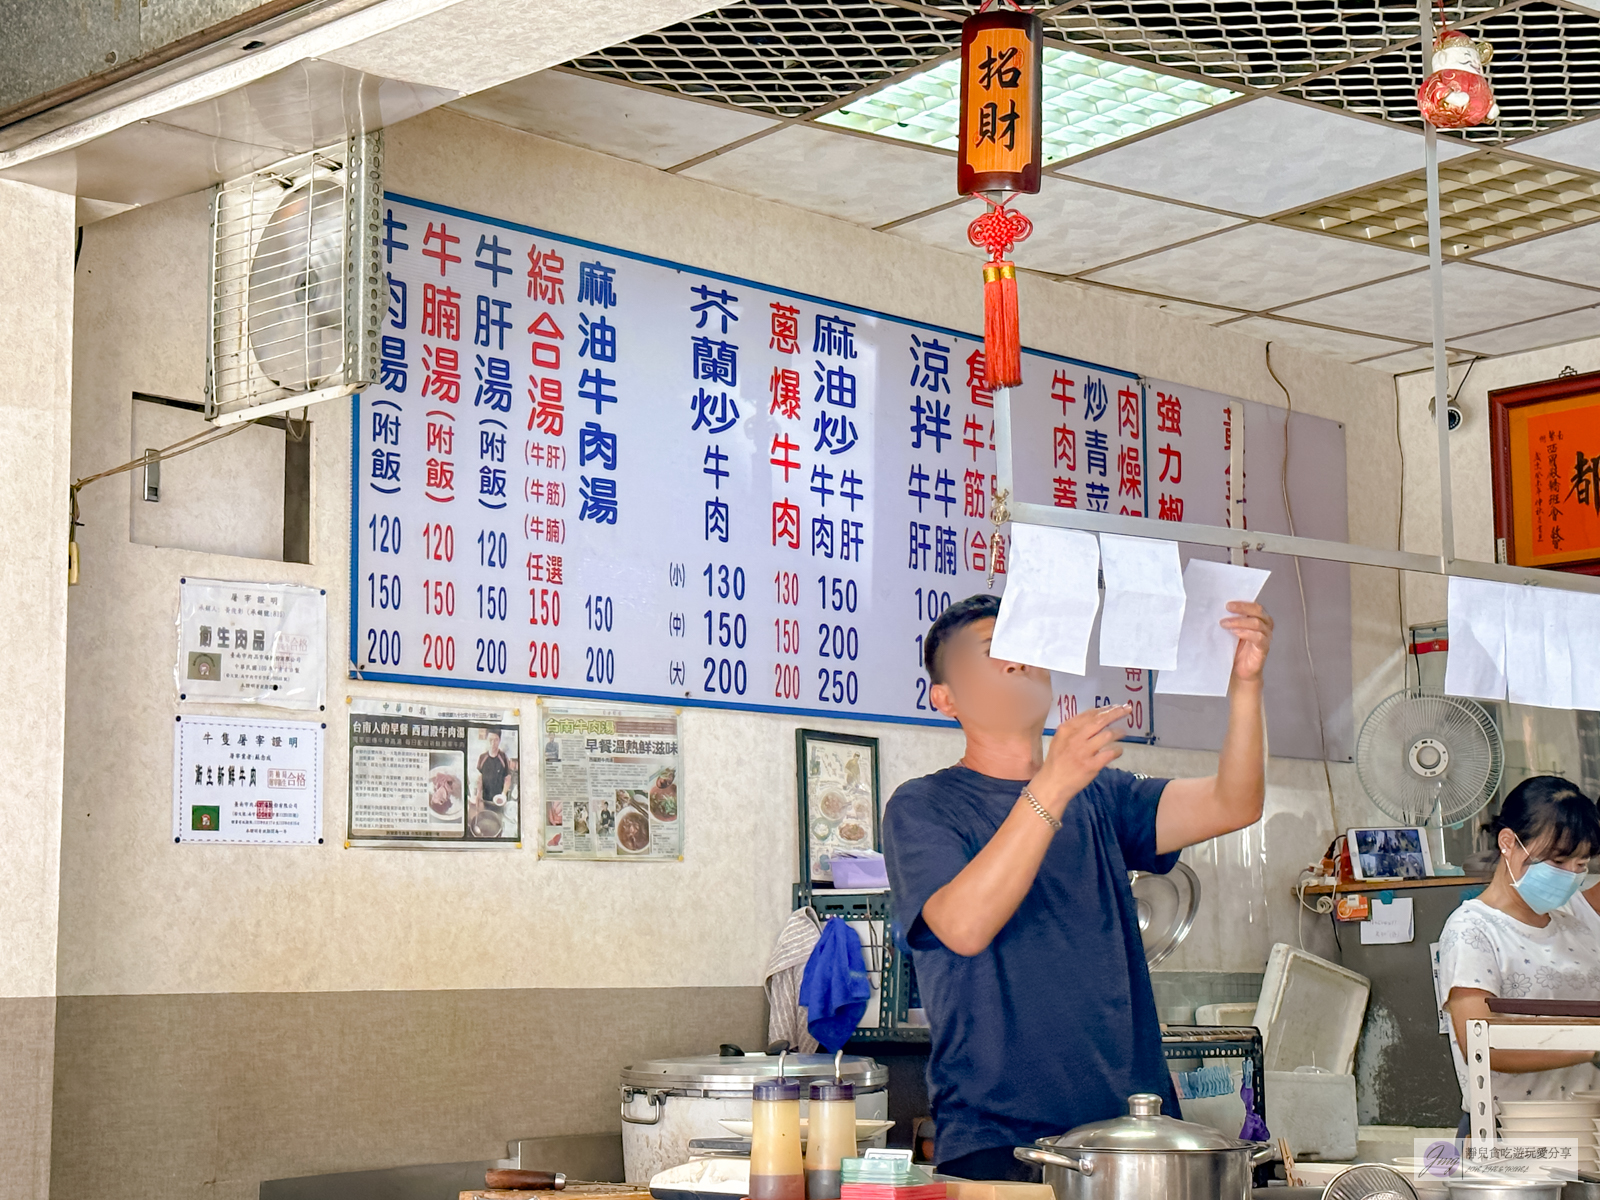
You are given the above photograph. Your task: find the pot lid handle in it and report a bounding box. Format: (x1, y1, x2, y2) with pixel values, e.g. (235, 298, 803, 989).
(1127, 1094, 1163, 1117)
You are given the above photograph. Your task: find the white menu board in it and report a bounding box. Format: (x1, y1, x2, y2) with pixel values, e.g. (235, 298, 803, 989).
(352, 193, 1193, 737)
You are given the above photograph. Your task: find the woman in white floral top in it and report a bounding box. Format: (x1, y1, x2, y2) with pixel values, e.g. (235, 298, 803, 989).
(1438, 775, 1600, 1137)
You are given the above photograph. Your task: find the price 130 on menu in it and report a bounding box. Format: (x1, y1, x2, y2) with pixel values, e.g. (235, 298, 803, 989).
(353, 193, 1161, 736)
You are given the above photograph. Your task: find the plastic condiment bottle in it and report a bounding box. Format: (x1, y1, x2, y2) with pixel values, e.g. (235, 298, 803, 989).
(805, 1079, 855, 1200)
(749, 1078, 804, 1200)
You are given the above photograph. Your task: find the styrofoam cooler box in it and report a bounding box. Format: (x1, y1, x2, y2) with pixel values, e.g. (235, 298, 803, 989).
(1255, 944, 1369, 1076)
(1196, 1002, 1258, 1027)
(1266, 1069, 1357, 1161)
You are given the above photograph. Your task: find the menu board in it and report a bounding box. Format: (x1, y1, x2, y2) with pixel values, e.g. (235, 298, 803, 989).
(352, 193, 1191, 735)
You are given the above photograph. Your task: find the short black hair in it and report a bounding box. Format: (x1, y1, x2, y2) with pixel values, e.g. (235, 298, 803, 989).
(1488, 775, 1600, 862)
(924, 593, 1002, 684)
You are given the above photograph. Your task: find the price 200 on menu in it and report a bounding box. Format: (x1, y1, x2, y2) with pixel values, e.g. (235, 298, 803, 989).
(352, 194, 1172, 734)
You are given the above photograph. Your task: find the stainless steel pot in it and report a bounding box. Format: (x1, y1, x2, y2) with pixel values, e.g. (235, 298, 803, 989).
(1445, 1181, 1566, 1200)
(1015, 1093, 1275, 1200)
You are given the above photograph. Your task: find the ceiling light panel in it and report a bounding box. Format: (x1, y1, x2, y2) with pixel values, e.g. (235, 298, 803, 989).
(1274, 152, 1600, 256)
(1283, 2, 1600, 142)
(567, 1, 962, 118)
(1045, 0, 1503, 91)
(815, 45, 1239, 161)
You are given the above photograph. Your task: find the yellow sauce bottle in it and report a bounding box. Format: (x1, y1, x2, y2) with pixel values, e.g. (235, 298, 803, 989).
(749, 1078, 804, 1200)
(805, 1080, 855, 1200)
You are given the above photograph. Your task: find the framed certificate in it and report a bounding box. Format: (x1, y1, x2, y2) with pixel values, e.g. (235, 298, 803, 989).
(1491, 369, 1600, 573)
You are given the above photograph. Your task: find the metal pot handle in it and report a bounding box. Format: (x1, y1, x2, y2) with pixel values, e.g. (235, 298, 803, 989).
(620, 1089, 665, 1125)
(1015, 1147, 1094, 1176)
(1248, 1143, 1278, 1166)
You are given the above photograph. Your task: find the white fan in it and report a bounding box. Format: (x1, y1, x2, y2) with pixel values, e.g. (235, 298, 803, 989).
(1355, 689, 1503, 828)
(207, 134, 382, 424)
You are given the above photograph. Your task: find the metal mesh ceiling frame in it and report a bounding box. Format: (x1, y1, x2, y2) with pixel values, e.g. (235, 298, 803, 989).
(1045, 0, 1502, 91)
(568, 1, 964, 117)
(1284, 2, 1600, 141)
(568, 0, 1600, 142)
(1274, 150, 1600, 255)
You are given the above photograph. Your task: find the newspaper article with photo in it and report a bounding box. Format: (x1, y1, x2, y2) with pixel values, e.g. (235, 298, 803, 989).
(537, 700, 681, 860)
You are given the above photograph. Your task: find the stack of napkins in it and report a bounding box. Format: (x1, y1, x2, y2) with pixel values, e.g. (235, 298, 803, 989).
(841, 1155, 946, 1200)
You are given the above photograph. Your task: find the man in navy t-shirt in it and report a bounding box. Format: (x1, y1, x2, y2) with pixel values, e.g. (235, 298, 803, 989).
(884, 592, 1273, 1180)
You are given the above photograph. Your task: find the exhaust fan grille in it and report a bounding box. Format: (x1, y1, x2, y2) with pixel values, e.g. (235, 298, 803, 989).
(208, 134, 382, 422)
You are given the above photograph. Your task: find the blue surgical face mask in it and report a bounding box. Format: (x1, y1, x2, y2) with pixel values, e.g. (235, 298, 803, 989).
(1509, 834, 1588, 915)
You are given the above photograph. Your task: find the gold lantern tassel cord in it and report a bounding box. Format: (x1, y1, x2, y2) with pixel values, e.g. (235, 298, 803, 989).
(987, 486, 1012, 589)
(65, 416, 267, 585)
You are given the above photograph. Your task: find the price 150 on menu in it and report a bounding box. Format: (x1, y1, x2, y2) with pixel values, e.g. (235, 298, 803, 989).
(353, 193, 1168, 735)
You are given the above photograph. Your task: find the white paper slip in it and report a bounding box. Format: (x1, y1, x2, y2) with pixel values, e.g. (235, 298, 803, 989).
(1097, 534, 1186, 671)
(1154, 559, 1270, 697)
(1444, 577, 1511, 701)
(1566, 590, 1600, 712)
(1360, 896, 1414, 945)
(990, 525, 1101, 676)
(1506, 585, 1574, 710)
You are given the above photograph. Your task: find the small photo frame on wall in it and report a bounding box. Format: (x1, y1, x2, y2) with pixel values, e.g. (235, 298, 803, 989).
(796, 729, 881, 887)
(1491, 369, 1600, 574)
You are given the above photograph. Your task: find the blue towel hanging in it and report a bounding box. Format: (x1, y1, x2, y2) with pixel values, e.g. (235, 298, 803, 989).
(800, 917, 872, 1051)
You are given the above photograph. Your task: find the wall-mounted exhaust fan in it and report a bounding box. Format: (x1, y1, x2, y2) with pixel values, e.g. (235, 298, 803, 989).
(207, 134, 383, 425)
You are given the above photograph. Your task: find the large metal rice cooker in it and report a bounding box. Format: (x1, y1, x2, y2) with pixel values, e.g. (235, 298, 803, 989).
(1015, 1093, 1274, 1200)
(620, 1053, 888, 1183)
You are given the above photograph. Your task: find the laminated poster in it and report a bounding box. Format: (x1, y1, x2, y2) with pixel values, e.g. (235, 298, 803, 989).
(347, 697, 520, 847)
(176, 577, 327, 709)
(537, 699, 682, 860)
(172, 714, 323, 845)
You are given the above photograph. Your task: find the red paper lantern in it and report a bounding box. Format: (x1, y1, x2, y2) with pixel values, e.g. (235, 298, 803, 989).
(957, 2, 1043, 389)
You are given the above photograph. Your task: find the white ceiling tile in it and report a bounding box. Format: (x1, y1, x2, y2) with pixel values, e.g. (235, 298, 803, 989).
(1511, 118, 1600, 172)
(1357, 346, 1471, 374)
(1083, 223, 1415, 312)
(1446, 307, 1600, 357)
(1060, 97, 1471, 218)
(1094, 289, 1243, 323)
(1276, 263, 1600, 342)
(1473, 223, 1600, 286)
(679, 124, 956, 227)
(888, 197, 988, 259)
(1017, 177, 1244, 274)
(888, 179, 1242, 274)
(447, 70, 779, 170)
(1221, 316, 1417, 364)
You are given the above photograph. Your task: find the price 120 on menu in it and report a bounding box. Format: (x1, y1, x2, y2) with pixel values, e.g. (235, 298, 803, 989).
(353, 192, 1159, 736)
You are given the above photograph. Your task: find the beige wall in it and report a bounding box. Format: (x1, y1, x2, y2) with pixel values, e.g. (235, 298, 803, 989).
(61, 109, 1411, 1003)
(0, 177, 74, 1200)
(51, 104, 1447, 1190)
(1396, 339, 1600, 619)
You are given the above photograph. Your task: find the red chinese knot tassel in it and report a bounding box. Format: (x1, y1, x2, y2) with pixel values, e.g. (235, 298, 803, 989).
(967, 198, 1033, 389)
(982, 262, 1020, 388)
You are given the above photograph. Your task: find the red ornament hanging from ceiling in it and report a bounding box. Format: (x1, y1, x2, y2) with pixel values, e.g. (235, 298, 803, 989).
(1417, 9, 1499, 131)
(957, 0, 1043, 389)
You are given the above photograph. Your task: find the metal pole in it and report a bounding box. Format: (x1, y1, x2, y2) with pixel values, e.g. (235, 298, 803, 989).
(1421, 0, 1456, 566)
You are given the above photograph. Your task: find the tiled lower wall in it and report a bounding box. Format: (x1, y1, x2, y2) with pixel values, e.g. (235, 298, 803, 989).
(0, 997, 54, 1200)
(1148, 971, 1266, 1023)
(47, 987, 767, 1200)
